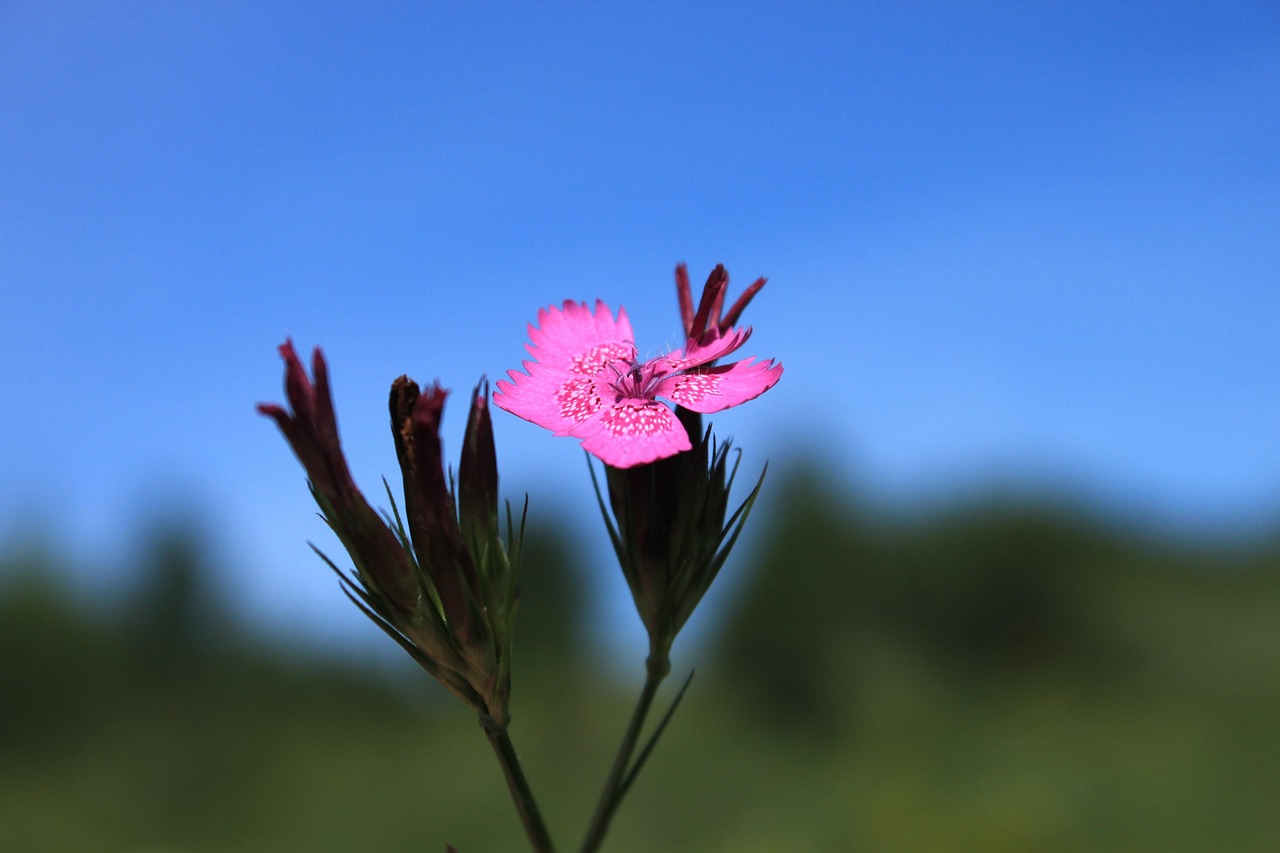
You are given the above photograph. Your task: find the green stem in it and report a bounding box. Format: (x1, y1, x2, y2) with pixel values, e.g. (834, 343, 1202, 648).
(579, 653, 671, 853)
(483, 721, 556, 853)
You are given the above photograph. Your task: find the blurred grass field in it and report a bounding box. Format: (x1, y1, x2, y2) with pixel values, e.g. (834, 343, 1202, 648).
(2, 470, 1278, 852)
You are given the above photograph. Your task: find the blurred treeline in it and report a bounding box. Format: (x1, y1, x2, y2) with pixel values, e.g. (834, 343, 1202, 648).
(3, 468, 1279, 852)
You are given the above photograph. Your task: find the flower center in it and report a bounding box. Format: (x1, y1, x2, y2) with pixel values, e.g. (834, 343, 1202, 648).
(609, 359, 672, 402)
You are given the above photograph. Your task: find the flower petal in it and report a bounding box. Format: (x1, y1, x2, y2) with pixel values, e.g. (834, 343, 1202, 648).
(493, 360, 611, 436)
(655, 357, 783, 413)
(525, 299, 635, 374)
(495, 300, 640, 435)
(660, 326, 753, 372)
(578, 399, 692, 468)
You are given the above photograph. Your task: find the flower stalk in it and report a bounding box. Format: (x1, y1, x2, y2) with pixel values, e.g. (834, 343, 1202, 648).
(485, 722, 557, 853)
(578, 654, 670, 853)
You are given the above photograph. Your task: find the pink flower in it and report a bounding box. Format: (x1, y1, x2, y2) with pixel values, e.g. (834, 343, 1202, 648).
(494, 280, 782, 468)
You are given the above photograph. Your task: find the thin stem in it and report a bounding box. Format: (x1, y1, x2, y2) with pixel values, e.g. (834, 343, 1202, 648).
(483, 721, 556, 853)
(579, 653, 671, 853)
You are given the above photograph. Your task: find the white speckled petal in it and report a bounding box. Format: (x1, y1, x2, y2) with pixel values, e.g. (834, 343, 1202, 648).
(577, 399, 692, 467)
(655, 358, 784, 414)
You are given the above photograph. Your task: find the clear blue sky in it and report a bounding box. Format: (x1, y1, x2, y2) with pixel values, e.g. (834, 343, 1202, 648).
(2, 2, 1277, 657)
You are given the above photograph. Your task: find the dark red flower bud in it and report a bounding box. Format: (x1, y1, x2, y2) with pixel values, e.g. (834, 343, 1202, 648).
(390, 377, 481, 644)
(675, 262, 767, 341)
(258, 341, 419, 613)
(688, 263, 729, 341)
(459, 378, 499, 547)
(390, 378, 454, 539)
(671, 263, 770, 449)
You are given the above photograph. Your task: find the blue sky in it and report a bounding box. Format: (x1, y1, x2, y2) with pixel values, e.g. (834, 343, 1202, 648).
(2, 2, 1277, 658)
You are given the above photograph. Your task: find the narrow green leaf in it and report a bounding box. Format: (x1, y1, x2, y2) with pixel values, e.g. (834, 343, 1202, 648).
(618, 669, 697, 799)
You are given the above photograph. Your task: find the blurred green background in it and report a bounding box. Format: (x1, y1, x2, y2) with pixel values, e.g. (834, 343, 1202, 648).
(4, 463, 1277, 852)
